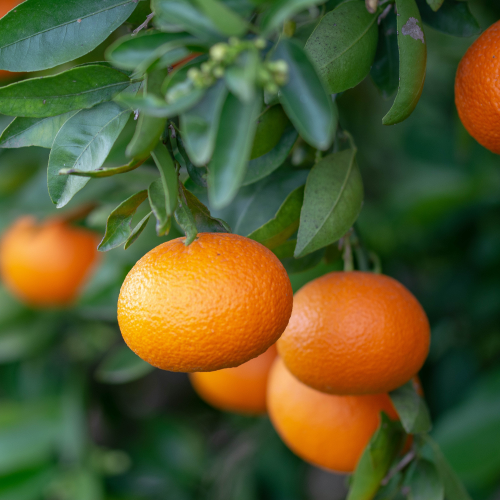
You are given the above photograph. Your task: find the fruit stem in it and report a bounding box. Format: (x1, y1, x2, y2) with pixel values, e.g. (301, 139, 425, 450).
(342, 231, 354, 272)
(381, 450, 416, 486)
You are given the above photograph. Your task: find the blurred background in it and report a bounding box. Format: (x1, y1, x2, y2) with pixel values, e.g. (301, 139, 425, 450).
(0, 1, 500, 499)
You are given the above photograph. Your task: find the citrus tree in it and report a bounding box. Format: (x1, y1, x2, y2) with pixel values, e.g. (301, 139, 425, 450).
(0, 0, 497, 499)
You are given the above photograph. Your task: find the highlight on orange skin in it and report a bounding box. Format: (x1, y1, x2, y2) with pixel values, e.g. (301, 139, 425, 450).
(0, 216, 100, 308)
(189, 345, 277, 415)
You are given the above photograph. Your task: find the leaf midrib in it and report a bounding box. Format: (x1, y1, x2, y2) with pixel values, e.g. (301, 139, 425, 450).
(0, 0, 135, 51)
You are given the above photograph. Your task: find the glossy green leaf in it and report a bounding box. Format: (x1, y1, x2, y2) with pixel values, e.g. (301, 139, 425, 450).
(243, 126, 298, 185)
(0, 66, 130, 118)
(0, 0, 138, 72)
(225, 50, 259, 103)
(295, 149, 364, 258)
(98, 190, 148, 251)
(191, 0, 248, 36)
(182, 184, 231, 233)
(347, 414, 405, 500)
(371, 10, 399, 99)
(125, 212, 152, 250)
(248, 185, 304, 249)
(421, 435, 472, 500)
(106, 31, 190, 70)
(404, 459, 444, 500)
(261, 0, 324, 35)
(390, 380, 432, 434)
(417, 0, 481, 37)
(59, 158, 145, 178)
(382, 0, 427, 125)
(273, 240, 325, 274)
(273, 38, 335, 150)
(148, 178, 172, 236)
(180, 78, 228, 166)
(305, 0, 378, 94)
(250, 105, 290, 160)
(95, 344, 154, 384)
(48, 103, 131, 208)
(0, 112, 78, 149)
(207, 91, 262, 209)
(426, 0, 444, 11)
(175, 184, 198, 244)
(151, 143, 178, 216)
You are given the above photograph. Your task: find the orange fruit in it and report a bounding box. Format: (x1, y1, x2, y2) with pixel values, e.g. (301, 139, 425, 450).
(0, 216, 100, 307)
(267, 358, 401, 473)
(455, 20, 500, 154)
(117, 233, 293, 372)
(277, 271, 430, 395)
(189, 344, 277, 415)
(0, 0, 23, 81)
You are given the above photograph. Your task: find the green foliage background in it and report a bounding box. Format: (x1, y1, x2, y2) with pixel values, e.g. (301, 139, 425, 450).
(0, 0, 499, 499)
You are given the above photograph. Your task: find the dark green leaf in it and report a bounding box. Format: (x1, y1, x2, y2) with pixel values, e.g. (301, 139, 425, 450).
(382, 0, 427, 125)
(98, 190, 148, 251)
(178, 137, 208, 187)
(305, 0, 378, 94)
(59, 158, 145, 178)
(95, 344, 154, 384)
(180, 78, 228, 166)
(0, 65, 130, 118)
(243, 126, 298, 185)
(48, 102, 131, 208)
(207, 91, 262, 209)
(390, 381, 432, 434)
(273, 240, 325, 274)
(0, 0, 138, 72)
(182, 184, 231, 233)
(371, 10, 399, 99)
(125, 213, 152, 250)
(295, 149, 364, 257)
(347, 414, 406, 500)
(273, 38, 336, 150)
(250, 105, 290, 160)
(191, 0, 248, 36)
(404, 459, 444, 500)
(151, 143, 179, 216)
(174, 184, 198, 244)
(416, 0, 481, 37)
(225, 50, 259, 103)
(248, 185, 304, 249)
(261, 0, 324, 35)
(106, 31, 191, 70)
(0, 112, 78, 149)
(148, 179, 172, 236)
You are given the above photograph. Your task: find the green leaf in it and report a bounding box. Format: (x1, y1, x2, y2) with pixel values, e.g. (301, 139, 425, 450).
(347, 414, 406, 500)
(148, 179, 172, 236)
(191, 0, 248, 36)
(207, 91, 262, 209)
(305, 0, 379, 94)
(250, 105, 290, 160)
(48, 103, 131, 208)
(382, 0, 427, 125)
(273, 240, 325, 274)
(182, 184, 231, 233)
(371, 10, 399, 99)
(106, 31, 191, 70)
(248, 185, 304, 249)
(95, 344, 154, 384)
(59, 158, 145, 178)
(125, 212, 152, 250)
(151, 143, 179, 216)
(421, 435, 472, 500)
(225, 50, 259, 103)
(177, 137, 208, 187)
(0, 112, 78, 149)
(416, 0, 481, 37)
(390, 381, 432, 434)
(243, 126, 298, 185)
(180, 78, 228, 166)
(404, 459, 444, 500)
(98, 190, 148, 251)
(0, 0, 139, 72)
(174, 184, 198, 244)
(261, 0, 324, 36)
(426, 0, 444, 11)
(0, 65, 130, 118)
(295, 149, 364, 258)
(273, 38, 336, 150)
